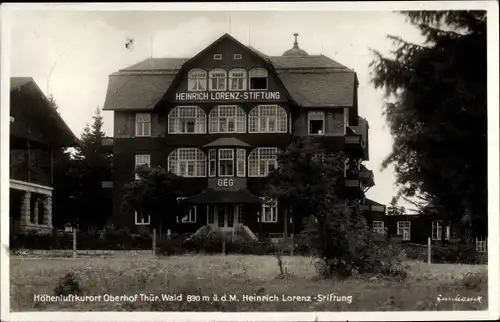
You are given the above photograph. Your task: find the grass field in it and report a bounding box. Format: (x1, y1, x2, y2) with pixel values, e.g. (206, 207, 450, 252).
(10, 255, 488, 311)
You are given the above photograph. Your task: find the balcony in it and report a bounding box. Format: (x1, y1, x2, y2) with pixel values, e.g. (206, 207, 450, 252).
(344, 133, 366, 159)
(101, 137, 114, 152)
(101, 137, 114, 146)
(345, 179, 361, 187)
(101, 181, 113, 188)
(358, 199, 386, 213)
(10, 146, 52, 187)
(359, 165, 375, 189)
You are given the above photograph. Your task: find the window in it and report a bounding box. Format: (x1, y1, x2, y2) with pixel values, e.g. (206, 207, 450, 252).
(213, 54, 223, 60)
(208, 149, 216, 177)
(180, 206, 197, 223)
(237, 205, 244, 223)
(234, 53, 242, 60)
(209, 105, 246, 133)
(218, 149, 234, 177)
(308, 111, 325, 135)
(260, 198, 278, 223)
(168, 106, 206, 134)
(249, 105, 287, 133)
(476, 237, 487, 253)
(188, 69, 207, 91)
(249, 68, 268, 90)
(373, 221, 385, 234)
(207, 205, 215, 224)
(432, 220, 450, 240)
(135, 113, 151, 137)
(229, 69, 247, 91)
(248, 147, 279, 177)
(237, 149, 246, 177)
(168, 148, 206, 177)
(209, 69, 227, 91)
(397, 221, 411, 241)
(135, 211, 150, 225)
(134, 154, 150, 180)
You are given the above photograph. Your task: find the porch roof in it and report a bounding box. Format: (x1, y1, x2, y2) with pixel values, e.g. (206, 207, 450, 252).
(180, 188, 262, 204)
(202, 137, 252, 148)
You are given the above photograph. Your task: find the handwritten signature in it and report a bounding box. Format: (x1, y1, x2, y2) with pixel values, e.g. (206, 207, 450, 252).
(437, 294, 483, 303)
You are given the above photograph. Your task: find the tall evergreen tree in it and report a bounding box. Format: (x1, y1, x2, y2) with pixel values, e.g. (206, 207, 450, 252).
(72, 107, 113, 229)
(46, 94, 76, 227)
(370, 11, 487, 236)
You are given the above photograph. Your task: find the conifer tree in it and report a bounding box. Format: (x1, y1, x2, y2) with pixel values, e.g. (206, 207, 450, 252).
(370, 11, 487, 236)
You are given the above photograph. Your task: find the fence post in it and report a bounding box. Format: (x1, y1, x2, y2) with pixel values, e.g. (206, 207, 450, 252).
(152, 229, 156, 257)
(427, 237, 431, 265)
(73, 229, 77, 259)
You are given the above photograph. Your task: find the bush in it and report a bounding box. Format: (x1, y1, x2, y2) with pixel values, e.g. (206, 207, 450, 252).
(53, 272, 83, 296)
(293, 234, 311, 255)
(432, 243, 481, 264)
(305, 200, 408, 279)
(157, 235, 188, 255)
(461, 271, 487, 290)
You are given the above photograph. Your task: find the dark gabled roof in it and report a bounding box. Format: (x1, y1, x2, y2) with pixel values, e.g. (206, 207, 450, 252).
(364, 198, 385, 207)
(276, 70, 355, 107)
(103, 34, 356, 111)
(248, 46, 270, 60)
(103, 74, 176, 111)
(11, 77, 33, 90)
(180, 188, 262, 204)
(10, 77, 78, 146)
(203, 137, 252, 148)
(270, 55, 350, 70)
(121, 57, 188, 72)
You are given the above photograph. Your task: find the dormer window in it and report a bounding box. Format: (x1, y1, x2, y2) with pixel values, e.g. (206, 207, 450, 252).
(209, 69, 227, 91)
(234, 54, 242, 60)
(308, 111, 325, 135)
(249, 68, 268, 90)
(188, 69, 207, 92)
(213, 54, 223, 60)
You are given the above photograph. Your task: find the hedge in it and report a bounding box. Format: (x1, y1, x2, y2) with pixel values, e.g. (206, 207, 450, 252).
(10, 230, 153, 251)
(401, 242, 487, 264)
(9, 230, 486, 264)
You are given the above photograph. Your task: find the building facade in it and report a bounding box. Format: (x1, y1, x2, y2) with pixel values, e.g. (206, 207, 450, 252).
(103, 33, 383, 238)
(9, 77, 78, 234)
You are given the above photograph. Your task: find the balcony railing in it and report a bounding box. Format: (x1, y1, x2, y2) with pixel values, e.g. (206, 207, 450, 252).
(372, 205, 386, 213)
(345, 135, 362, 144)
(359, 170, 373, 179)
(345, 179, 361, 187)
(359, 204, 370, 211)
(101, 181, 113, 188)
(101, 137, 114, 146)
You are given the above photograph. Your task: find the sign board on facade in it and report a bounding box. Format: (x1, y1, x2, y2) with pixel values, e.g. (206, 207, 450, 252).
(175, 91, 282, 102)
(208, 177, 247, 191)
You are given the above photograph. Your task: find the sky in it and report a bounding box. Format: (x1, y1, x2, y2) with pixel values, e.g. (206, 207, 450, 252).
(8, 8, 427, 209)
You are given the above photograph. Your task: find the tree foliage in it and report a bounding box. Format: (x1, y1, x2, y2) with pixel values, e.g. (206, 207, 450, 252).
(264, 138, 406, 278)
(121, 166, 183, 231)
(51, 107, 113, 229)
(71, 107, 113, 229)
(386, 197, 406, 216)
(370, 11, 487, 227)
(264, 137, 345, 221)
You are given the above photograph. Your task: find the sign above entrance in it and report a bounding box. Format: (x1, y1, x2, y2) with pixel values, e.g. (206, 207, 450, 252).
(208, 177, 247, 191)
(175, 91, 282, 102)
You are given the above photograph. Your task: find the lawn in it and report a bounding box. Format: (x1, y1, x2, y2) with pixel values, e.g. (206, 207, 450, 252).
(10, 255, 488, 311)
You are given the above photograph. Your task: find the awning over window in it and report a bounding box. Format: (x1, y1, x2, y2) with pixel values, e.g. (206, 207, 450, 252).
(179, 189, 262, 204)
